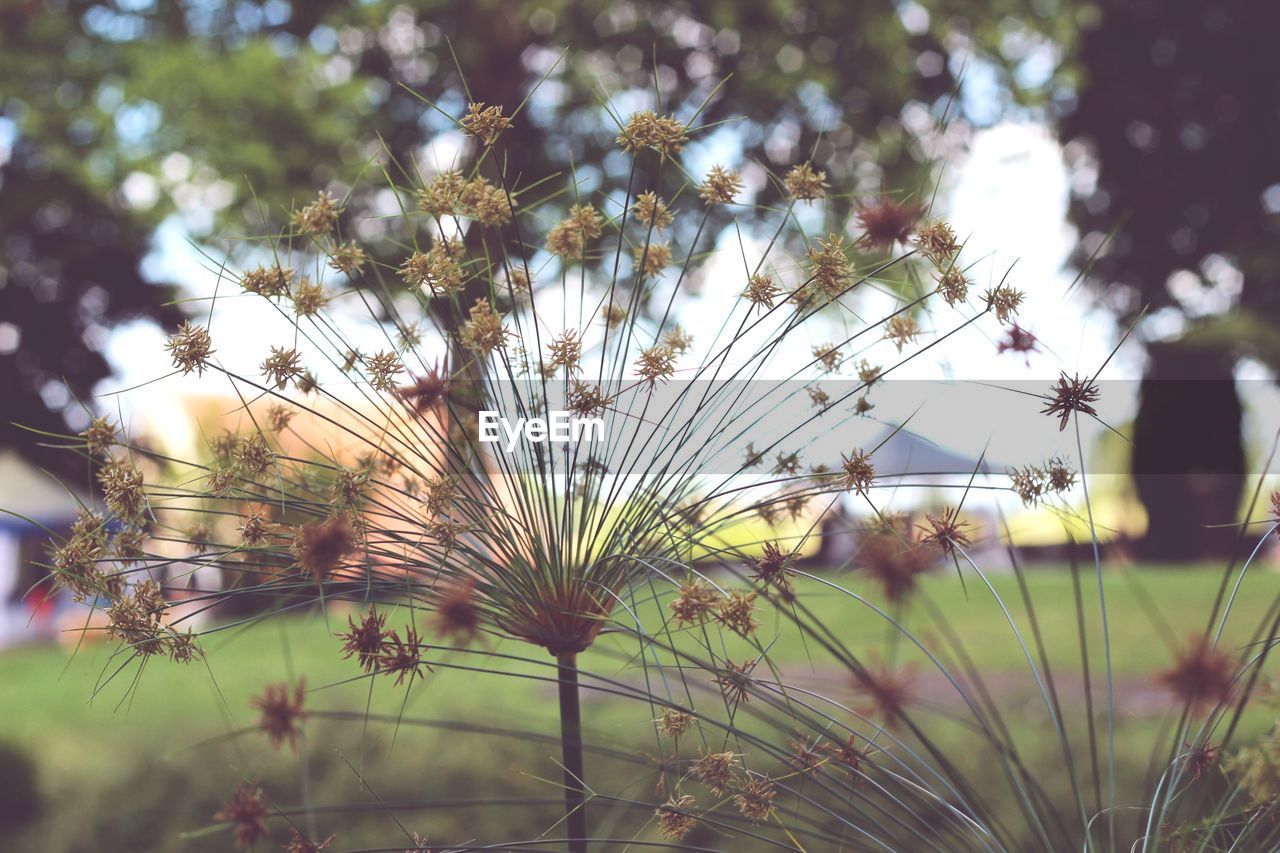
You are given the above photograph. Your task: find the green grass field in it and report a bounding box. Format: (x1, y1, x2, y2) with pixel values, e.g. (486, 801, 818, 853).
(3, 563, 1279, 850)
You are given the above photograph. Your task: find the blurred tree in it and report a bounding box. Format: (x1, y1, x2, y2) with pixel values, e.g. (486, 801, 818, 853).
(1060, 0, 1279, 558)
(3, 0, 973, 474)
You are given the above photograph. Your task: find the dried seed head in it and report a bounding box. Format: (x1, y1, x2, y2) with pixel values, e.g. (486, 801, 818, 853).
(617, 110, 688, 159)
(98, 460, 146, 521)
(460, 101, 512, 145)
(714, 658, 756, 706)
(418, 170, 467, 218)
(291, 278, 329, 317)
(261, 346, 304, 390)
(396, 361, 451, 413)
(214, 783, 270, 850)
(805, 235, 853, 302)
(655, 794, 699, 840)
(547, 204, 603, 259)
(632, 242, 673, 278)
(854, 660, 917, 725)
(699, 164, 743, 205)
(238, 507, 276, 547)
(788, 734, 826, 777)
(784, 161, 827, 201)
(632, 191, 673, 231)
(432, 580, 481, 645)
(293, 516, 355, 581)
(82, 415, 117, 457)
(918, 507, 973, 556)
(165, 321, 214, 375)
(567, 380, 609, 418)
(546, 330, 583, 374)
(266, 404, 294, 433)
(656, 708, 694, 738)
(734, 776, 778, 824)
(460, 298, 511, 356)
(812, 342, 842, 372)
(670, 580, 719, 626)
(602, 301, 628, 329)
(339, 607, 389, 673)
(662, 326, 693, 354)
(692, 751, 740, 797)
(1041, 372, 1101, 431)
(240, 265, 293, 298)
(1158, 637, 1235, 711)
(716, 590, 759, 638)
(752, 541, 795, 590)
(366, 350, 404, 392)
(251, 678, 307, 751)
(936, 267, 970, 306)
(997, 324, 1040, 358)
(234, 433, 273, 478)
(378, 626, 431, 686)
(984, 284, 1025, 323)
(506, 266, 532, 294)
(328, 241, 367, 275)
(744, 273, 778, 310)
(855, 197, 921, 250)
(400, 246, 464, 296)
(857, 531, 936, 603)
(292, 191, 342, 235)
(841, 449, 875, 495)
(283, 828, 335, 853)
(884, 315, 920, 352)
(462, 177, 516, 226)
(914, 219, 960, 266)
(635, 345, 677, 385)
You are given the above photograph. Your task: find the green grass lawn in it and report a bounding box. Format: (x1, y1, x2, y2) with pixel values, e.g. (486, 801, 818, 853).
(3, 563, 1278, 850)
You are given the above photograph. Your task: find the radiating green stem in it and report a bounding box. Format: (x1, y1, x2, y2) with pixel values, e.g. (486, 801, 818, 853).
(557, 651, 587, 853)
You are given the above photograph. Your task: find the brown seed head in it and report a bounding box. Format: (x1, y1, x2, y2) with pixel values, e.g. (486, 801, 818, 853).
(165, 321, 214, 375)
(214, 783, 270, 850)
(251, 678, 308, 751)
(784, 162, 827, 201)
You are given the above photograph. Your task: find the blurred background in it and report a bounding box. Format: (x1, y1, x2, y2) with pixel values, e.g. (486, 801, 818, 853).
(2, 0, 1279, 848)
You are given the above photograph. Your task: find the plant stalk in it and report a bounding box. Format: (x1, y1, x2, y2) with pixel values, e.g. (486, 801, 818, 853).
(556, 651, 587, 852)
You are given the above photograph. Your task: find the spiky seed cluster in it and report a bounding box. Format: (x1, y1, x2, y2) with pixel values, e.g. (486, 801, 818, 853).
(662, 326, 693, 354)
(984, 284, 1026, 323)
(546, 330, 582, 374)
(997, 324, 1039, 357)
(937, 267, 969, 306)
(655, 794, 698, 840)
(461, 176, 516, 226)
(293, 516, 354, 581)
(602, 301, 628, 328)
(635, 345, 676, 385)
(215, 784, 270, 850)
(239, 507, 276, 546)
(744, 273, 778, 309)
(752, 542, 794, 590)
(1042, 372, 1101, 431)
(693, 751, 740, 797)
(431, 581, 481, 644)
(417, 170, 467, 217)
(292, 278, 329, 317)
(506, 267, 532, 294)
(841, 449, 875, 495)
(616, 110, 687, 159)
(547, 204, 603, 259)
(918, 507, 973, 556)
(292, 191, 342, 235)
(98, 460, 146, 521)
(632, 242, 673, 278)
(784, 161, 827, 201)
(854, 660, 918, 723)
(813, 342, 842, 372)
(855, 197, 921, 250)
(714, 658, 756, 705)
(261, 346, 304, 390)
(460, 101, 512, 146)
(328, 241, 367, 275)
(366, 350, 404, 392)
(251, 679, 307, 751)
(337, 606, 433, 686)
(914, 219, 960, 266)
(106, 580, 200, 662)
(632, 191, 673, 231)
(567, 380, 609, 417)
(700, 165, 743, 205)
(400, 245, 464, 296)
(716, 590, 758, 637)
(885, 315, 920, 352)
(656, 708, 693, 738)
(283, 829, 335, 853)
(165, 321, 214, 375)
(1158, 637, 1235, 710)
(235, 433, 274, 478)
(460, 298, 510, 356)
(805, 235, 852, 302)
(82, 415, 117, 456)
(670, 580, 719, 626)
(734, 776, 778, 824)
(240, 265, 293, 297)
